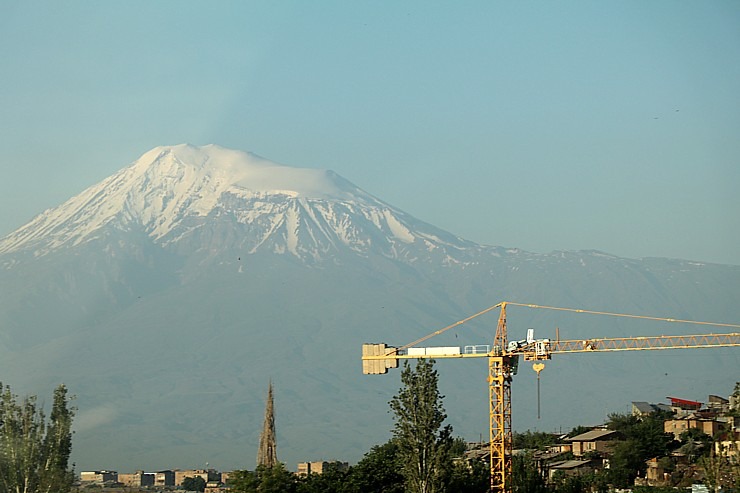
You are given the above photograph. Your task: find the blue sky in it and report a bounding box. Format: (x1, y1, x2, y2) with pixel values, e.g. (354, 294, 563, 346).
(1, 1, 739, 264)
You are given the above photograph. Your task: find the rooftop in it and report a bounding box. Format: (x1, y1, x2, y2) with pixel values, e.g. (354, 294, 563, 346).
(567, 429, 620, 442)
(549, 460, 592, 470)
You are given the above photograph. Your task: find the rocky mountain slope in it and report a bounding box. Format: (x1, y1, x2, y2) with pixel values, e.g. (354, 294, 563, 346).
(1, 144, 738, 473)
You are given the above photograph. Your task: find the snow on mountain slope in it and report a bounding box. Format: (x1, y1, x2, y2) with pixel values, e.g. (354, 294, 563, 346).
(0, 144, 471, 261)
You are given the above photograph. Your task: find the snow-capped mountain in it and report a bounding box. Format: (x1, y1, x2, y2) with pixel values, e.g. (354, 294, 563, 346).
(0, 145, 738, 474)
(0, 144, 471, 263)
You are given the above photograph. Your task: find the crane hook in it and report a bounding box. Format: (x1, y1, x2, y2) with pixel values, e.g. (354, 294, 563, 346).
(533, 363, 545, 419)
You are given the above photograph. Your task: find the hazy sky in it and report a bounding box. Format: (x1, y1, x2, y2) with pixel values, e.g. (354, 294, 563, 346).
(1, 1, 738, 264)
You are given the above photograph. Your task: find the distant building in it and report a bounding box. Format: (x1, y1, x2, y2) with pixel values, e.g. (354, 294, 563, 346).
(667, 396, 702, 413)
(118, 471, 154, 487)
(707, 395, 730, 414)
(175, 469, 220, 486)
(715, 437, 740, 458)
(79, 470, 118, 484)
(566, 429, 622, 457)
(631, 401, 672, 416)
(715, 415, 740, 458)
(204, 481, 227, 493)
(664, 416, 724, 440)
(155, 470, 175, 486)
(552, 443, 573, 454)
(530, 446, 571, 476)
(731, 391, 740, 412)
(296, 461, 349, 476)
(462, 443, 490, 463)
(644, 457, 671, 486)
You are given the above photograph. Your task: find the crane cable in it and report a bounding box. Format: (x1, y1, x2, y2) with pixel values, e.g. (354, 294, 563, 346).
(397, 302, 503, 352)
(398, 301, 740, 352)
(505, 302, 740, 329)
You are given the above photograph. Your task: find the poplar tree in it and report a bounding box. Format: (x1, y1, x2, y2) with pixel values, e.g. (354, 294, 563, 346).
(0, 383, 75, 493)
(389, 359, 453, 493)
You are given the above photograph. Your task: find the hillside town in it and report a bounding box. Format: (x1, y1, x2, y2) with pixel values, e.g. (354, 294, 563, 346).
(77, 385, 740, 492)
(509, 391, 740, 490)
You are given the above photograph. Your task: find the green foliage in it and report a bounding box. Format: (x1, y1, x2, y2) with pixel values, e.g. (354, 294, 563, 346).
(604, 411, 677, 486)
(229, 464, 297, 493)
(582, 450, 602, 460)
(445, 458, 489, 493)
(228, 469, 259, 492)
(632, 487, 679, 493)
(228, 437, 486, 493)
(549, 470, 608, 493)
(567, 425, 591, 438)
(700, 447, 740, 493)
(550, 472, 587, 493)
(656, 456, 674, 473)
(511, 453, 548, 493)
(259, 463, 297, 493)
(677, 427, 712, 462)
(513, 430, 557, 450)
(345, 438, 479, 493)
(346, 440, 404, 493)
(389, 359, 453, 493)
(181, 475, 206, 492)
(296, 462, 351, 493)
(607, 440, 643, 487)
(679, 427, 712, 444)
(605, 412, 639, 433)
(42, 385, 75, 491)
(0, 383, 75, 493)
(449, 437, 468, 458)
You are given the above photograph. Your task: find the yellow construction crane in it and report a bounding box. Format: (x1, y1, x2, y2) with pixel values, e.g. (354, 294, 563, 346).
(361, 301, 740, 493)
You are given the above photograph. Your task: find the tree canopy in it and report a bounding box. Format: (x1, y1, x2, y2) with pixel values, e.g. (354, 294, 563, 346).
(0, 383, 75, 493)
(605, 411, 677, 487)
(181, 476, 206, 492)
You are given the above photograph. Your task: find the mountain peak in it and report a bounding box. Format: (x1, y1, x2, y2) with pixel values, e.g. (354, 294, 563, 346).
(133, 143, 364, 201)
(0, 145, 467, 261)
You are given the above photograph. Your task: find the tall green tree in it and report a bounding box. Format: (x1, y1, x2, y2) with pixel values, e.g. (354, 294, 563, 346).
(389, 359, 453, 493)
(0, 383, 75, 493)
(40, 385, 74, 493)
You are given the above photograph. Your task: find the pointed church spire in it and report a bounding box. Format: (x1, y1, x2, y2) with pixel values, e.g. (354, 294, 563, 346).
(257, 380, 278, 468)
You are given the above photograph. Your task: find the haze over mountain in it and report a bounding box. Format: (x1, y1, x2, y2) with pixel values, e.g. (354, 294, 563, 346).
(1, 144, 738, 473)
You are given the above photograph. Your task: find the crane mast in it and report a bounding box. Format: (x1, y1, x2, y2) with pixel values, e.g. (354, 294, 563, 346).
(361, 301, 740, 493)
(489, 303, 511, 493)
